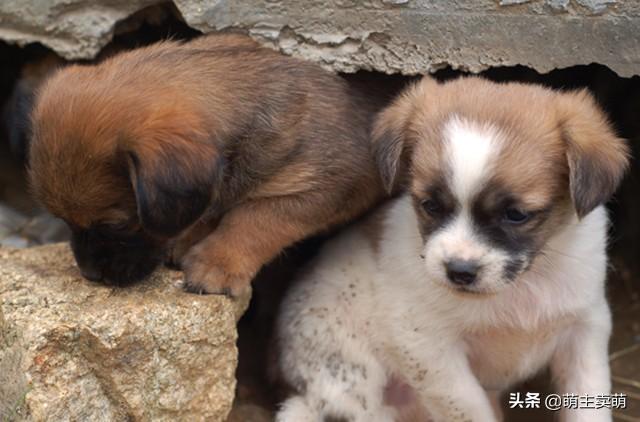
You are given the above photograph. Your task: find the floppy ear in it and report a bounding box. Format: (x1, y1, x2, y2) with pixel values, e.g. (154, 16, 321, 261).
(556, 89, 630, 219)
(372, 77, 437, 194)
(125, 129, 223, 238)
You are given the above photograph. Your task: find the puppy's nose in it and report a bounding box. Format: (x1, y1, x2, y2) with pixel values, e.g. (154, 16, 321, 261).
(80, 267, 103, 282)
(445, 259, 479, 286)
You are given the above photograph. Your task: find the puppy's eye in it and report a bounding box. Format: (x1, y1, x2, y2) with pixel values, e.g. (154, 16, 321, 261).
(421, 198, 444, 217)
(503, 208, 530, 224)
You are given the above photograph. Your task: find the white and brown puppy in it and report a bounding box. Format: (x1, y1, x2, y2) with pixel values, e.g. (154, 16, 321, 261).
(275, 76, 629, 422)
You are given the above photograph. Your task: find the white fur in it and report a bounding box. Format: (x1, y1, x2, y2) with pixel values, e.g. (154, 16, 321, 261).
(276, 194, 612, 422)
(445, 116, 501, 202)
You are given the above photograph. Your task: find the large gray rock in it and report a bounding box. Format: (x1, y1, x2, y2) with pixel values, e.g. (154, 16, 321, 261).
(0, 0, 638, 77)
(0, 0, 159, 59)
(0, 243, 249, 421)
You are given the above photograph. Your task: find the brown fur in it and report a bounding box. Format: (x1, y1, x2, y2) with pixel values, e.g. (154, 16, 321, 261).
(29, 34, 385, 294)
(358, 200, 396, 255)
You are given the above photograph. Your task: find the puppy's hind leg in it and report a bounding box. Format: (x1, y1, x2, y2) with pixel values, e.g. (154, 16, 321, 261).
(277, 366, 396, 422)
(277, 272, 395, 421)
(278, 338, 396, 422)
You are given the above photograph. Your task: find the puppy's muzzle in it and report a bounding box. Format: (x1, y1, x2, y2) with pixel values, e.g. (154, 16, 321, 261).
(445, 259, 480, 286)
(70, 227, 165, 286)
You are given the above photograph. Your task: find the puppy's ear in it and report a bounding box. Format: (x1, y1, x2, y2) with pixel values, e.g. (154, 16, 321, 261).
(372, 77, 437, 194)
(125, 123, 223, 238)
(556, 89, 629, 218)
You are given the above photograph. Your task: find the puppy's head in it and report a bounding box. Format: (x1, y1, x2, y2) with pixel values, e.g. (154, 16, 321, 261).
(374, 76, 629, 294)
(28, 59, 222, 285)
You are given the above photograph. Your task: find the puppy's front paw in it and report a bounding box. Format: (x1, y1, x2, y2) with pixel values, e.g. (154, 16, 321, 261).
(182, 250, 253, 298)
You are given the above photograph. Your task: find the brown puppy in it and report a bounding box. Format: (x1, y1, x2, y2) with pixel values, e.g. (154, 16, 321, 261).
(29, 34, 385, 296)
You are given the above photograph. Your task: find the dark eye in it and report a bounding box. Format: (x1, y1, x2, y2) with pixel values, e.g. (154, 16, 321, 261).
(421, 198, 444, 217)
(503, 208, 530, 224)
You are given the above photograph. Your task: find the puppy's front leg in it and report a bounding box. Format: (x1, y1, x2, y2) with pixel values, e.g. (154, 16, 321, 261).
(181, 195, 328, 297)
(409, 347, 498, 422)
(551, 303, 613, 422)
(165, 217, 220, 269)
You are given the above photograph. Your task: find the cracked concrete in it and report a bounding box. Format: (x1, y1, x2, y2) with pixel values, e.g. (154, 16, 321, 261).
(0, 0, 638, 77)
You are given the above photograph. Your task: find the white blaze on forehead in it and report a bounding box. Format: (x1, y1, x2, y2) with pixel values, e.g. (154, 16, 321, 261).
(444, 116, 502, 203)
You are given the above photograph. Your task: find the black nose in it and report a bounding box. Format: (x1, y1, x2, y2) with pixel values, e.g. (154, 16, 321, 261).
(445, 259, 479, 286)
(80, 267, 103, 282)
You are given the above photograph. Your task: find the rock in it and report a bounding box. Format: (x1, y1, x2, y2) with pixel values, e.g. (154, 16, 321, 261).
(0, 243, 250, 421)
(18, 213, 70, 246)
(1, 0, 639, 77)
(0, 204, 28, 247)
(0, 204, 70, 248)
(0, 0, 159, 60)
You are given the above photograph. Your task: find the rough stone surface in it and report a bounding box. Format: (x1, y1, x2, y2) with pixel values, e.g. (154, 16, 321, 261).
(0, 243, 250, 422)
(0, 0, 638, 77)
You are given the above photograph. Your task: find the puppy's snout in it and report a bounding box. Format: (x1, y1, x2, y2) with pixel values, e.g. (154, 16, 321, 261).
(445, 259, 479, 286)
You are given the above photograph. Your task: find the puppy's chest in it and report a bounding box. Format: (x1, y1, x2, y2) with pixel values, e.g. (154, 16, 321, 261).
(465, 323, 563, 390)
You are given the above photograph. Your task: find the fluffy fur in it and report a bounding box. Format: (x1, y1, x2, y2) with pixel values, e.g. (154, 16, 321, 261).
(276, 76, 629, 422)
(28, 34, 385, 295)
